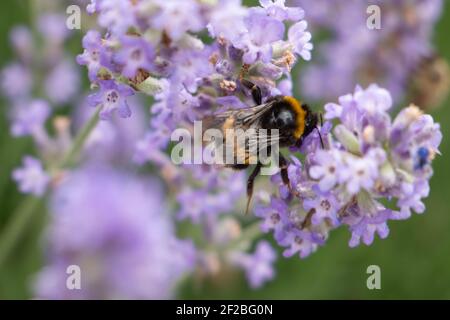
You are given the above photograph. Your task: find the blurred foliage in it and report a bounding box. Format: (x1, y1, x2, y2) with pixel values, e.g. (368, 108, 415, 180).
(0, 0, 449, 299)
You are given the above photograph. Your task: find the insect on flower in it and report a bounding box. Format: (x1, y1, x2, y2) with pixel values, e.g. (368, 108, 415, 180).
(203, 79, 323, 214)
(410, 54, 450, 110)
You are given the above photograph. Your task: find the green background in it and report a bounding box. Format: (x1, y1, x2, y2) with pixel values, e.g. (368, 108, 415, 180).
(0, 0, 449, 299)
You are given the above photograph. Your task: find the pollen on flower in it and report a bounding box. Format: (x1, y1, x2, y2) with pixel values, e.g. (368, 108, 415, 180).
(363, 125, 375, 144)
(219, 79, 237, 92)
(208, 52, 219, 65)
(405, 104, 424, 120)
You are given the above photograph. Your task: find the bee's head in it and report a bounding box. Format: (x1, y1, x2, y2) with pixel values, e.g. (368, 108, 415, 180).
(263, 97, 324, 148)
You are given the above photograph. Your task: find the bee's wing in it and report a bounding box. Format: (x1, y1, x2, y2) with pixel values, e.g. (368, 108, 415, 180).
(202, 101, 280, 166)
(203, 101, 275, 132)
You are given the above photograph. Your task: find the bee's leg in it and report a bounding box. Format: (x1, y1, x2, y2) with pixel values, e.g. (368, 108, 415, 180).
(279, 154, 290, 187)
(241, 79, 262, 105)
(279, 154, 299, 197)
(295, 136, 304, 149)
(245, 162, 262, 215)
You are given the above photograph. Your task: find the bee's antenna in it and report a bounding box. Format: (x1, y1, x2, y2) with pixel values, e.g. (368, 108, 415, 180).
(316, 127, 325, 149)
(316, 112, 324, 149)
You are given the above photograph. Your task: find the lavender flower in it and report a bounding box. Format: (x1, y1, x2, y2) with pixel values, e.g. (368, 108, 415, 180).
(1, 10, 81, 139)
(150, 0, 205, 41)
(303, 187, 340, 226)
(12, 156, 50, 197)
(234, 11, 285, 64)
(294, 0, 444, 104)
(229, 241, 277, 288)
(37, 13, 70, 45)
(10, 100, 50, 138)
(9, 25, 33, 62)
(87, 80, 134, 119)
(114, 36, 155, 78)
(309, 149, 342, 191)
(35, 165, 195, 299)
(76, 30, 104, 81)
(207, 0, 247, 40)
(77, 96, 148, 163)
(1, 63, 33, 99)
(44, 60, 80, 105)
(96, 0, 138, 36)
(176, 167, 246, 223)
(260, 0, 304, 21)
(134, 132, 246, 223)
(257, 84, 441, 257)
(287, 20, 313, 61)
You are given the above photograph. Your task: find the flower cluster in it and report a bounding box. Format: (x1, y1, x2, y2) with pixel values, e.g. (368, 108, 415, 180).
(0, 0, 445, 298)
(77, 0, 313, 229)
(1, 13, 80, 123)
(1, 1, 199, 298)
(256, 84, 441, 258)
(79, 0, 312, 120)
(293, 0, 445, 105)
(229, 240, 277, 288)
(1, 9, 83, 196)
(35, 165, 195, 299)
(12, 156, 50, 197)
(16, 0, 314, 293)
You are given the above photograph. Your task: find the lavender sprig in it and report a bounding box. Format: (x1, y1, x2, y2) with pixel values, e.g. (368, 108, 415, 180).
(293, 0, 444, 104)
(35, 165, 195, 299)
(79, 0, 314, 226)
(0, 0, 444, 295)
(256, 84, 441, 258)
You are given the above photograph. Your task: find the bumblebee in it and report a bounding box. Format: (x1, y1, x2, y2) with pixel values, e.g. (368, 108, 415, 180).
(409, 54, 450, 110)
(203, 79, 322, 214)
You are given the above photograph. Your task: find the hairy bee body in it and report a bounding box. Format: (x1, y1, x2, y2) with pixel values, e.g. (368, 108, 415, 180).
(204, 95, 318, 169)
(203, 80, 321, 214)
(410, 55, 450, 109)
